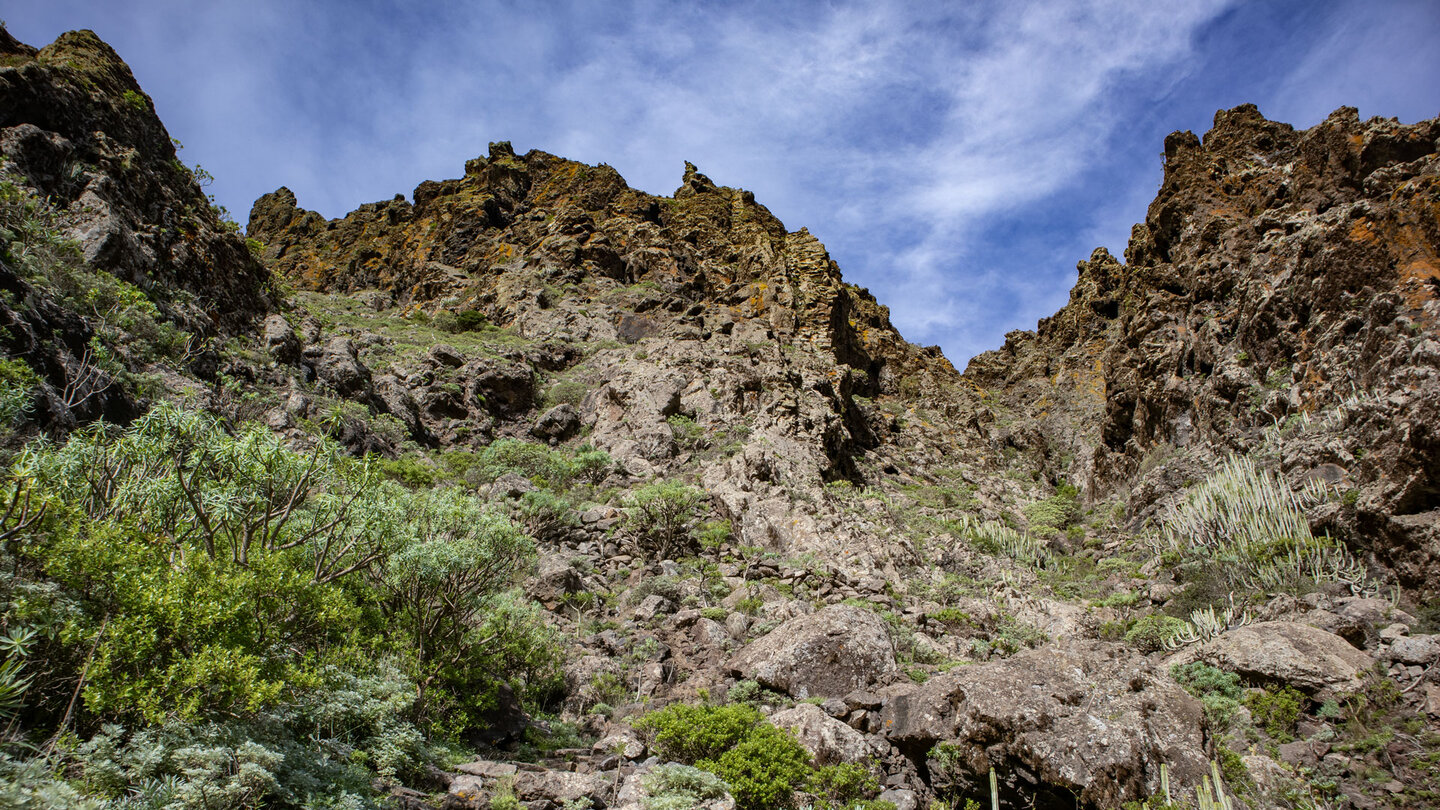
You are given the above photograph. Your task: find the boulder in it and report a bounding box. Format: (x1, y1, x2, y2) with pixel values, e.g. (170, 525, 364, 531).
(633, 594, 675, 622)
(878, 788, 918, 810)
(1191, 621, 1373, 693)
(533, 403, 581, 443)
(593, 726, 646, 760)
(445, 774, 485, 807)
(305, 336, 372, 398)
(513, 769, 609, 806)
(527, 554, 584, 609)
(769, 702, 882, 765)
(467, 359, 534, 415)
(262, 315, 300, 364)
(878, 640, 1208, 809)
(1386, 634, 1440, 666)
(728, 604, 897, 698)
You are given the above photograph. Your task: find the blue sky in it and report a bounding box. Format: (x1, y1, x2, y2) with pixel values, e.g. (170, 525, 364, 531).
(8, 1, 1439, 366)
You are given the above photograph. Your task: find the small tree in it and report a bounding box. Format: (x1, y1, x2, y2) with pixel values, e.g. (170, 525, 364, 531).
(623, 481, 705, 560)
(375, 490, 536, 717)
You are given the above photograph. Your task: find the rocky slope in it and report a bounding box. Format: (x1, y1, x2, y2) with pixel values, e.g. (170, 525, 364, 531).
(2, 25, 1438, 810)
(967, 104, 1440, 596)
(0, 26, 272, 430)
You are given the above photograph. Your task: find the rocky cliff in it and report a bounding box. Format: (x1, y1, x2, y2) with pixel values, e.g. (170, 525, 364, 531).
(968, 104, 1440, 594)
(2, 25, 1438, 810)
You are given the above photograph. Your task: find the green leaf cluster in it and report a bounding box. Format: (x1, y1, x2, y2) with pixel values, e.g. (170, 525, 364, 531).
(634, 703, 812, 810)
(1, 402, 563, 804)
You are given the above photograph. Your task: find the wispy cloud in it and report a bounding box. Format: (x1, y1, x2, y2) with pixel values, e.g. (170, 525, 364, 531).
(7, 0, 1438, 364)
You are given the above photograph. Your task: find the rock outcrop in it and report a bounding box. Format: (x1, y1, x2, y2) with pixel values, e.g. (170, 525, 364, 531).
(968, 105, 1440, 594)
(880, 641, 1209, 808)
(728, 604, 899, 698)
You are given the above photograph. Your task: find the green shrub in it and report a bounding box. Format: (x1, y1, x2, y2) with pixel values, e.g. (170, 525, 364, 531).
(623, 481, 705, 560)
(0, 358, 38, 426)
(808, 763, 887, 810)
(634, 703, 766, 764)
(726, 679, 764, 707)
(470, 438, 571, 486)
(667, 414, 707, 452)
(514, 489, 577, 540)
(1170, 662, 1243, 730)
(1245, 685, 1305, 741)
(1124, 615, 1189, 652)
(378, 455, 439, 489)
(1023, 484, 1079, 536)
(641, 764, 731, 810)
(17, 403, 551, 732)
(569, 445, 614, 485)
(545, 379, 588, 408)
(710, 731, 811, 810)
(449, 309, 488, 332)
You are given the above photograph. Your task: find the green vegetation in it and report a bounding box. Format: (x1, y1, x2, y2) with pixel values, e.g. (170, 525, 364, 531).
(0, 403, 563, 805)
(623, 480, 706, 559)
(1170, 662, 1243, 730)
(641, 763, 732, 809)
(1023, 483, 1078, 536)
(633, 702, 890, 810)
(1244, 684, 1306, 742)
(1157, 456, 1375, 598)
(634, 703, 811, 809)
(1125, 614, 1189, 652)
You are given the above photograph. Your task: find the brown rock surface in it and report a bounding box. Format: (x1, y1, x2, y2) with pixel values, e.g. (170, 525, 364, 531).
(878, 640, 1208, 809)
(728, 604, 898, 698)
(1190, 621, 1374, 693)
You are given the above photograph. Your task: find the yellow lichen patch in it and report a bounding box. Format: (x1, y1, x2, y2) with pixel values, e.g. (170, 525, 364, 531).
(1348, 218, 1378, 245)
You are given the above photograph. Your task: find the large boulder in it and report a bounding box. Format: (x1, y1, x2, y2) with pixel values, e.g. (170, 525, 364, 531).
(770, 702, 883, 765)
(513, 769, 610, 807)
(533, 403, 581, 443)
(466, 359, 534, 416)
(305, 336, 373, 399)
(878, 640, 1208, 809)
(262, 315, 300, 364)
(728, 604, 898, 699)
(1189, 621, 1374, 694)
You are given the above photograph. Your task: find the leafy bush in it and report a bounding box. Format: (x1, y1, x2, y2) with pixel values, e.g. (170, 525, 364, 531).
(1170, 662, 1243, 730)
(623, 481, 706, 559)
(1023, 484, 1078, 536)
(514, 489, 577, 540)
(633, 703, 812, 810)
(11, 402, 553, 740)
(641, 764, 731, 810)
(545, 380, 588, 408)
(1124, 615, 1189, 652)
(808, 762, 887, 810)
(570, 445, 614, 485)
(467, 439, 611, 490)
(0, 358, 38, 426)
(1245, 684, 1305, 741)
(469, 438, 571, 486)
(667, 414, 707, 452)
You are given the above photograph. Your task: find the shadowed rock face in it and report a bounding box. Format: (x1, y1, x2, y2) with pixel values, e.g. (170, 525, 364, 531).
(0, 29, 272, 333)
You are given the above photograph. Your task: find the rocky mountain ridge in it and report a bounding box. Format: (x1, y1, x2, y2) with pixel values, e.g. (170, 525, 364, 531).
(1, 25, 1437, 810)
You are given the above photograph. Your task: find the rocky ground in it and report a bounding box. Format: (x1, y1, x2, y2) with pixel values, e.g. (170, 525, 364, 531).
(1, 24, 1437, 810)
